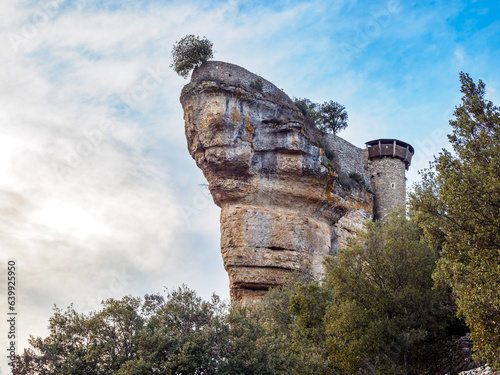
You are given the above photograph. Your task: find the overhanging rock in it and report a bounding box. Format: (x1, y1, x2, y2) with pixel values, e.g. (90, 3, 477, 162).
(181, 61, 373, 303)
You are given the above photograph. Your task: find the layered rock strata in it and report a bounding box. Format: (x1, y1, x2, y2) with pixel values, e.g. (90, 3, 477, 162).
(181, 61, 372, 302)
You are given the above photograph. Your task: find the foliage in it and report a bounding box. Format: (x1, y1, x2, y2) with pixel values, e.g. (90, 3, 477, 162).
(324, 212, 463, 374)
(13, 296, 144, 375)
(13, 283, 330, 375)
(131, 286, 229, 374)
(293, 98, 347, 176)
(223, 302, 297, 374)
(12, 286, 228, 375)
(348, 171, 364, 185)
(295, 98, 318, 118)
(249, 78, 264, 92)
(316, 100, 349, 135)
(313, 139, 336, 162)
(295, 97, 344, 176)
(171, 35, 214, 78)
(409, 72, 500, 369)
(13, 213, 466, 374)
(294, 98, 348, 135)
(222, 272, 333, 375)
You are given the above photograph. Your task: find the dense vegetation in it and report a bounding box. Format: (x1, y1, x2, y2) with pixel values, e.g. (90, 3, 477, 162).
(409, 72, 500, 368)
(324, 213, 461, 374)
(13, 213, 470, 375)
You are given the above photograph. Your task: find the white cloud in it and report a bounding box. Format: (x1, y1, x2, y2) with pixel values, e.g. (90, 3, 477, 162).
(3, 0, 331, 361)
(0, 2, 215, 364)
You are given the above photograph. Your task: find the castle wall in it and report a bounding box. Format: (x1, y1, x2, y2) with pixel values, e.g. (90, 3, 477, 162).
(325, 134, 371, 188)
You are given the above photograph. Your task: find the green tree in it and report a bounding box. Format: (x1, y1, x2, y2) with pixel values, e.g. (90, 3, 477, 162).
(132, 286, 229, 374)
(12, 287, 229, 375)
(13, 296, 144, 375)
(294, 98, 348, 135)
(171, 34, 214, 78)
(222, 272, 332, 375)
(13, 282, 330, 374)
(316, 100, 348, 135)
(324, 212, 461, 374)
(409, 72, 500, 369)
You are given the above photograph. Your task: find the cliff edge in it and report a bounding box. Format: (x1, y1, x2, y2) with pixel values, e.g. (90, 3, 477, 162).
(181, 61, 372, 302)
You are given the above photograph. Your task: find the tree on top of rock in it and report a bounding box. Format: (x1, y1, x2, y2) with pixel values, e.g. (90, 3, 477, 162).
(171, 35, 214, 78)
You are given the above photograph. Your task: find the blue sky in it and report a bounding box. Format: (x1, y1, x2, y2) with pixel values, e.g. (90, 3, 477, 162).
(0, 0, 499, 369)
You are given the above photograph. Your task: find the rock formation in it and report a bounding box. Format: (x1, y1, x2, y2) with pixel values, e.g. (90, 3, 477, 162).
(181, 61, 373, 302)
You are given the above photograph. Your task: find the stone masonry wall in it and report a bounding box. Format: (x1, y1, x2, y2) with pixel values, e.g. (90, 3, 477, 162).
(325, 135, 372, 249)
(326, 134, 371, 188)
(366, 156, 406, 220)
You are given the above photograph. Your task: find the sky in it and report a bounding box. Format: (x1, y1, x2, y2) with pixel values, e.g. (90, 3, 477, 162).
(0, 0, 499, 370)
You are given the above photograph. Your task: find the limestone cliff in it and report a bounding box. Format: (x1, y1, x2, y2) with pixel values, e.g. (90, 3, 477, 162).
(181, 61, 372, 302)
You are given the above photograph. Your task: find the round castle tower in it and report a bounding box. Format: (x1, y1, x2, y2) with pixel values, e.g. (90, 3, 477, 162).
(365, 139, 415, 221)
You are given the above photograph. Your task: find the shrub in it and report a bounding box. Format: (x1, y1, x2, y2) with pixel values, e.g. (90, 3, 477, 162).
(250, 78, 264, 92)
(171, 35, 214, 78)
(349, 171, 364, 185)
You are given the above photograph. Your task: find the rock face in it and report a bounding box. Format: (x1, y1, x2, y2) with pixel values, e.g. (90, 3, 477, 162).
(181, 61, 372, 302)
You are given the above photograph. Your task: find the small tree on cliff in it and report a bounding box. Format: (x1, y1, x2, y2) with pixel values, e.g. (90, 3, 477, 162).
(316, 100, 348, 135)
(294, 98, 348, 135)
(171, 35, 214, 78)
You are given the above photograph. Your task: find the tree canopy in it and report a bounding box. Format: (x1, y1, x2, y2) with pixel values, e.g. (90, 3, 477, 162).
(13, 288, 229, 375)
(409, 72, 500, 369)
(316, 100, 348, 135)
(170, 35, 214, 78)
(324, 212, 463, 374)
(13, 213, 468, 374)
(295, 98, 349, 135)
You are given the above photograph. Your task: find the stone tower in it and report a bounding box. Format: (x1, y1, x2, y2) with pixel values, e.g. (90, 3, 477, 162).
(365, 139, 414, 220)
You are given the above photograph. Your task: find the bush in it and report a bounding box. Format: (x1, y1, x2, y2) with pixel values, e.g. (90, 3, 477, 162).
(250, 78, 264, 92)
(349, 171, 364, 185)
(324, 212, 464, 374)
(171, 35, 214, 78)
